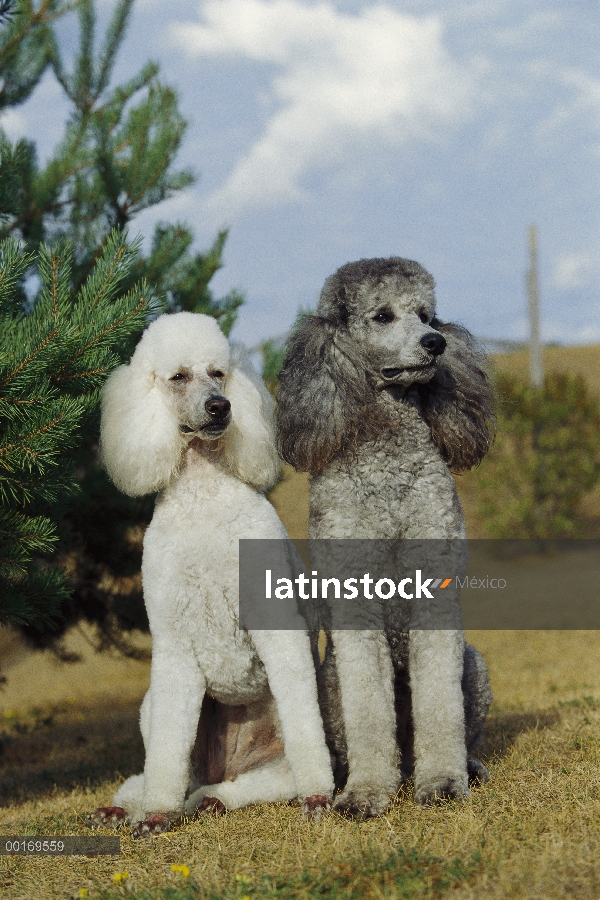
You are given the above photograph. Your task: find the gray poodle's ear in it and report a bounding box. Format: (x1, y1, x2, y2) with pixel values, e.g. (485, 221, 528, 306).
(418, 320, 495, 473)
(277, 312, 378, 473)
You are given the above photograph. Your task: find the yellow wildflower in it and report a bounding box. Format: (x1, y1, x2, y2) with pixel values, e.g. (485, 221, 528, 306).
(171, 864, 190, 878)
(113, 872, 129, 882)
(79, 891, 88, 898)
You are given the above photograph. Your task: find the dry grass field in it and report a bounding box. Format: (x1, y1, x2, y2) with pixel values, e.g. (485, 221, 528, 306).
(1, 344, 600, 899)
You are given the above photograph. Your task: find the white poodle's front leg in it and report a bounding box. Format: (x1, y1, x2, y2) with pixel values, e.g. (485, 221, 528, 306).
(185, 757, 298, 816)
(409, 629, 468, 803)
(330, 630, 399, 818)
(138, 638, 205, 835)
(250, 629, 334, 816)
(87, 690, 152, 830)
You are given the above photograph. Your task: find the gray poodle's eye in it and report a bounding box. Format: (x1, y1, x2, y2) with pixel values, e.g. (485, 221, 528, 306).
(209, 370, 225, 380)
(419, 310, 430, 324)
(373, 312, 394, 324)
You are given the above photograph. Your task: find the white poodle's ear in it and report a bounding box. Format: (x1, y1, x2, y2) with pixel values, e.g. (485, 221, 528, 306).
(100, 362, 182, 496)
(220, 366, 281, 491)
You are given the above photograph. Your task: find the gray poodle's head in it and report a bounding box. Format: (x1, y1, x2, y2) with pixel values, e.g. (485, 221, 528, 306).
(277, 256, 495, 475)
(318, 257, 445, 387)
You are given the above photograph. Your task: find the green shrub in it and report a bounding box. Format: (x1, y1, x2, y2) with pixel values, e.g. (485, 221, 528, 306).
(260, 338, 286, 397)
(473, 371, 600, 538)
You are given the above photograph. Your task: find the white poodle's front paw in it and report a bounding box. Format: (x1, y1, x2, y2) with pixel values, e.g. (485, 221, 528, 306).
(302, 794, 332, 822)
(414, 773, 469, 805)
(133, 812, 179, 839)
(85, 806, 128, 829)
(333, 787, 391, 819)
(195, 796, 227, 817)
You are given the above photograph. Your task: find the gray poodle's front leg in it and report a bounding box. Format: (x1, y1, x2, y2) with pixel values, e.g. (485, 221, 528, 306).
(330, 630, 399, 818)
(409, 629, 469, 803)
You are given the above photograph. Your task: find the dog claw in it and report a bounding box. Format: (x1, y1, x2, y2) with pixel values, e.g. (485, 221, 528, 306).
(333, 789, 390, 820)
(85, 807, 127, 829)
(302, 794, 332, 822)
(467, 757, 490, 785)
(414, 776, 470, 805)
(133, 812, 175, 839)
(195, 796, 227, 817)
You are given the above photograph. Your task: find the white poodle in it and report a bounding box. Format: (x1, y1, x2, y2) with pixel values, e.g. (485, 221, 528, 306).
(88, 312, 333, 837)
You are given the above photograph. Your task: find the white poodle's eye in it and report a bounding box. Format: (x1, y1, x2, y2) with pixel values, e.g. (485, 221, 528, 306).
(373, 312, 394, 324)
(209, 370, 225, 380)
(419, 310, 430, 324)
(169, 372, 188, 382)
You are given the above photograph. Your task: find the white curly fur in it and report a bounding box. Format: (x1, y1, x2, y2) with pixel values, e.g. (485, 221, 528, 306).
(101, 312, 279, 495)
(98, 312, 333, 831)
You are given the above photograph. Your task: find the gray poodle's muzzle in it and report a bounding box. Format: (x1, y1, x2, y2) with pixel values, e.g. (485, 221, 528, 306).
(381, 331, 446, 382)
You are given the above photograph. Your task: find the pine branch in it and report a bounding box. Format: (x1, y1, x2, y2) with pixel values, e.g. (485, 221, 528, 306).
(74, 0, 95, 109)
(95, 0, 133, 95)
(1, 565, 68, 628)
(0, 232, 156, 628)
(0, 0, 15, 26)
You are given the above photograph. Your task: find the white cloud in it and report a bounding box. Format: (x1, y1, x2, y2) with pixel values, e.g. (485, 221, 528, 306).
(530, 63, 600, 147)
(553, 251, 600, 292)
(171, 0, 476, 215)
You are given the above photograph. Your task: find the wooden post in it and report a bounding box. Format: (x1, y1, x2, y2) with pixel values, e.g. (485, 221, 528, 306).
(527, 225, 543, 388)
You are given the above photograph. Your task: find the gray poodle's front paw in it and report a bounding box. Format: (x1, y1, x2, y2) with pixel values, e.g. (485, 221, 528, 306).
(414, 774, 470, 805)
(333, 788, 391, 819)
(133, 812, 178, 839)
(302, 794, 332, 822)
(467, 757, 490, 785)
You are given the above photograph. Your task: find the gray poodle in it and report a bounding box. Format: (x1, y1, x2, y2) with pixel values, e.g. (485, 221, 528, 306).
(276, 257, 494, 817)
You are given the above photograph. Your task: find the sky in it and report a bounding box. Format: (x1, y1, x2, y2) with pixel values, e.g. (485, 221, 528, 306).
(4, 0, 600, 348)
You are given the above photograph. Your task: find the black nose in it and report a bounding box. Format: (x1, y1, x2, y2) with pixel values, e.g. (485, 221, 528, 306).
(205, 397, 231, 420)
(420, 332, 446, 357)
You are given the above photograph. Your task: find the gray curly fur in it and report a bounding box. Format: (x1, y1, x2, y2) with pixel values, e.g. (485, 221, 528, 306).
(278, 258, 494, 474)
(277, 256, 494, 817)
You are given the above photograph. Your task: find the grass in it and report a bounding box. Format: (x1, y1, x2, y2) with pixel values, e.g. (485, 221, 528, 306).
(1, 345, 600, 899)
(491, 344, 600, 396)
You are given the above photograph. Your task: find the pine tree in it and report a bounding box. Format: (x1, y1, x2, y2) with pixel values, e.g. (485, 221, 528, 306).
(0, 0, 242, 329)
(0, 0, 244, 646)
(0, 232, 158, 629)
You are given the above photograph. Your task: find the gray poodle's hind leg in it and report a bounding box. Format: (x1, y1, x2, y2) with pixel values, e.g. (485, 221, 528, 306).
(314, 633, 349, 792)
(395, 643, 492, 787)
(462, 643, 492, 784)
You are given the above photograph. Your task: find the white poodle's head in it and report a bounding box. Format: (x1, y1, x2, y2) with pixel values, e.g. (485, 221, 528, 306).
(134, 313, 232, 441)
(101, 312, 280, 496)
